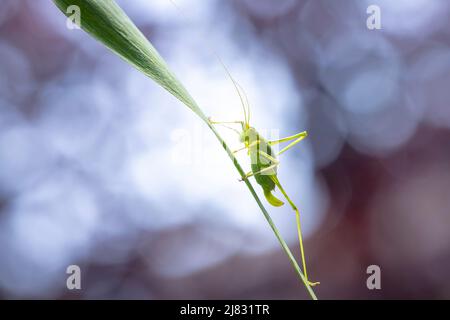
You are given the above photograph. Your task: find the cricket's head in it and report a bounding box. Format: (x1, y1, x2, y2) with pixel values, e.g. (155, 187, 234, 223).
(239, 126, 257, 144)
(240, 118, 250, 132)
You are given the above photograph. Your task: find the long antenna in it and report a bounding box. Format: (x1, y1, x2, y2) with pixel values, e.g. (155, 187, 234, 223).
(214, 53, 249, 127)
(236, 81, 251, 126)
(169, 0, 251, 128)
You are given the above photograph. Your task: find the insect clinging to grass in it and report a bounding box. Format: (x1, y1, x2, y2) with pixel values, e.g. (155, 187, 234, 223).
(208, 62, 320, 287)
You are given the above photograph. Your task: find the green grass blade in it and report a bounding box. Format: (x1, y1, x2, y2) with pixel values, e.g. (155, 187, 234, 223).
(52, 0, 317, 300)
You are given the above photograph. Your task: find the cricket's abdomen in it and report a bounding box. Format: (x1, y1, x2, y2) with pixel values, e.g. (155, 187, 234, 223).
(251, 163, 275, 190)
(245, 128, 284, 207)
(249, 137, 277, 192)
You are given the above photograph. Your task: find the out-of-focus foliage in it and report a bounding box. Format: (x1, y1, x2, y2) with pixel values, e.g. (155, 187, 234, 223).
(1, 0, 450, 299)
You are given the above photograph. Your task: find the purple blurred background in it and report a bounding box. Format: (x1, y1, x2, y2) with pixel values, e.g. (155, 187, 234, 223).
(1, 0, 450, 299)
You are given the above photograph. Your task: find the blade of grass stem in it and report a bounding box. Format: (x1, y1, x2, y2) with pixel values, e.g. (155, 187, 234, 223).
(52, 0, 317, 300)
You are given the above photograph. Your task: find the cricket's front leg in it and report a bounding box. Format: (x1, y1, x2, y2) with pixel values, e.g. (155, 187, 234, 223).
(238, 150, 279, 181)
(232, 140, 260, 154)
(208, 117, 243, 126)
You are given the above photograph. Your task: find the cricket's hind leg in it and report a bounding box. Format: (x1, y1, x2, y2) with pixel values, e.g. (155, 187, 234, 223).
(270, 176, 320, 286)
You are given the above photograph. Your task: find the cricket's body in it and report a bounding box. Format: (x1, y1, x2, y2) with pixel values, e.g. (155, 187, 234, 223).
(242, 127, 284, 207)
(250, 136, 276, 192)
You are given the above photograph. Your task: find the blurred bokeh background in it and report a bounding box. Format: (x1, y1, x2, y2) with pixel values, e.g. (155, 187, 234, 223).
(1, 0, 450, 299)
